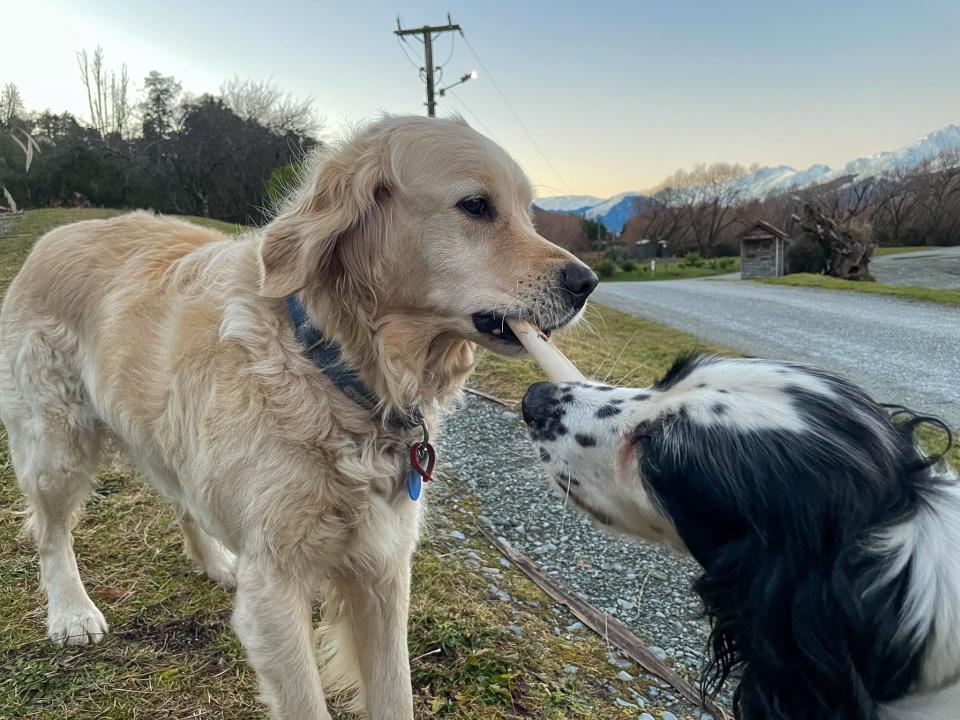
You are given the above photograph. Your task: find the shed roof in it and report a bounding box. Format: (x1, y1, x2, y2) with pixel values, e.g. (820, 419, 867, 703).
(741, 220, 789, 241)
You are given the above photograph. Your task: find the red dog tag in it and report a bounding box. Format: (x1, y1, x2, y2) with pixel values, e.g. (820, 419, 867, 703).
(408, 441, 436, 483)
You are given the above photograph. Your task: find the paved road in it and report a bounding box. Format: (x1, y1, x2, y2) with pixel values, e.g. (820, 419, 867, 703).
(872, 246, 960, 289)
(594, 279, 960, 429)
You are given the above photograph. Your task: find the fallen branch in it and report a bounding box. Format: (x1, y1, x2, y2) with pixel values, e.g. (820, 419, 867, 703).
(479, 525, 728, 720)
(464, 386, 519, 408)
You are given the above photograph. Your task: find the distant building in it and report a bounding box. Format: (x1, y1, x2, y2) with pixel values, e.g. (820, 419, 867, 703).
(633, 239, 668, 260)
(740, 221, 789, 278)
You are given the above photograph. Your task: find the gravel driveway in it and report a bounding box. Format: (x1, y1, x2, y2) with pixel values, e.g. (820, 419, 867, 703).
(594, 279, 960, 429)
(872, 246, 960, 289)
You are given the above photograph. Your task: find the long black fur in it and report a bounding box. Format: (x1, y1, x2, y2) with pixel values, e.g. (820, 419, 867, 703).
(636, 356, 952, 720)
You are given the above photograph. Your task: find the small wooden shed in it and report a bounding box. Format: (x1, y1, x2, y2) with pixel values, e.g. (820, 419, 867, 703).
(633, 239, 668, 260)
(740, 221, 789, 278)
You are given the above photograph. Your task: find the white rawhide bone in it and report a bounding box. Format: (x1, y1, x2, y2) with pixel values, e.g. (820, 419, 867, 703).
(505, 319, 586, 382)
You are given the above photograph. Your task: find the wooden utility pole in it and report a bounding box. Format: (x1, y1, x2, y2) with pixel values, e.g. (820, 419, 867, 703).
(395, 14, 462, 117)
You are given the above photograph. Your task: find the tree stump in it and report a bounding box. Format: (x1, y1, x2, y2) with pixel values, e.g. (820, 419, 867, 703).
(789, 202, 874, 280)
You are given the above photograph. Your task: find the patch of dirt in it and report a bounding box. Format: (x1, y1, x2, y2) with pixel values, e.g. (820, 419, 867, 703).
(119, 613, 225, 653)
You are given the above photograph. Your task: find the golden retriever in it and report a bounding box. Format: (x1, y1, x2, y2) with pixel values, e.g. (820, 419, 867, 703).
(0, 115, 597, 719)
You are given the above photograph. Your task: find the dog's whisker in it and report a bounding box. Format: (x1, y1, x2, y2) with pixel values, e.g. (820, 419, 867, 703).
(599, 331, 641, 385)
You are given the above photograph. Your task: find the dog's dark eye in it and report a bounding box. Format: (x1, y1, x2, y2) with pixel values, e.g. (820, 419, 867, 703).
(457, 196, 491, 219)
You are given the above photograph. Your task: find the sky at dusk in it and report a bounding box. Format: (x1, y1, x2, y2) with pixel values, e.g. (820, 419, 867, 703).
(5, 0, 960, 197)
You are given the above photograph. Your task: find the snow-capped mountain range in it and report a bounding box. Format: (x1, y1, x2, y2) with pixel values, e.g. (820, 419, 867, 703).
(534, 192, 650, 233)
(534, 124, 960, 232)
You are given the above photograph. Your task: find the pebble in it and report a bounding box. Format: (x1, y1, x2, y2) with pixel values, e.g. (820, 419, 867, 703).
(563, 665, 579, 676)
(616, 670, 633, 682)
(614, 698, 638, 709)
(649, 646, 668, 661)
(448, 530, 466, 541)
(607, 652, 633, 670)
(662, 712, 679, 720)
(566, 621, 585, 632)
(507, 624, 523, 638)
(486, 583, 511, 603)
(640, 714, 655, 720)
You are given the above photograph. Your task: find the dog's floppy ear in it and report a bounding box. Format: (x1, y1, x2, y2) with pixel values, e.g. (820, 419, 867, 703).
(258, 134, 392, 299)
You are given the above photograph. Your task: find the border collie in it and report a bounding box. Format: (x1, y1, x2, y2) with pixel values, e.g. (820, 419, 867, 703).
(521, 354, 958, 720)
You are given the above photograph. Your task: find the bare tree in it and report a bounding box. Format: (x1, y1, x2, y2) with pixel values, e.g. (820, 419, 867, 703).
(220, 76, 322, 136)
(0, 83, 24, 125)
(660, 162, 749, 255)
(622, 192, 688, 252)
(844, 178, 874, 220)
(532, 208, 591, 253)
(77, 46, 131, 137)
(873, 166, 919, 243)
(913, 149, 960, 245)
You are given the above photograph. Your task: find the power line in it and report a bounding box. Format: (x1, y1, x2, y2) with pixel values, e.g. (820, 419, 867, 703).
(438, 30, 456, 69)
(396, 36, 424, 75)
(446, 88, 498, 141)
(458, 32, 570, 191)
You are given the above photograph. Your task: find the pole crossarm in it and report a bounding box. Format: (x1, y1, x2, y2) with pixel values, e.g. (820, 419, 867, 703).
(394, 14, 463, 117)
(394, 22, 461, 37)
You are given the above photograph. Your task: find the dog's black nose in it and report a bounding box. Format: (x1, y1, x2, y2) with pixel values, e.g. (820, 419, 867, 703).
(522, 381, 556, 425)
(561, 264, 599, 307)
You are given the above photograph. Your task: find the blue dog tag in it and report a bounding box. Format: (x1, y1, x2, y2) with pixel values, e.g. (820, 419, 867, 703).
(407, 468, 423, 501)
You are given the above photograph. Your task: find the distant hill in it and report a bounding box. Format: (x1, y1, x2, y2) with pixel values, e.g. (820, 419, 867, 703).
(535, 124, 960, 232)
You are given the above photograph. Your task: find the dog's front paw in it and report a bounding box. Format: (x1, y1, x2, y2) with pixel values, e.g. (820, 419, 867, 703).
(47, 600, 109, 646)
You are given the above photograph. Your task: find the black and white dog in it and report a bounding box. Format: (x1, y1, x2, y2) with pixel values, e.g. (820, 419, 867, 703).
(521, 354, 958, 720)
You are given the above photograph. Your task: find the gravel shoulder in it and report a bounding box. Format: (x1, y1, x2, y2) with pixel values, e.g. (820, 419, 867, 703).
(594, 279, 960, 429)
(872, 246, 960, 289)
(439, 394, 724, 717)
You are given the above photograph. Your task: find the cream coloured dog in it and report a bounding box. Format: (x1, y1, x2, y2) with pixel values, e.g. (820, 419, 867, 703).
(0, 115, 597, 719)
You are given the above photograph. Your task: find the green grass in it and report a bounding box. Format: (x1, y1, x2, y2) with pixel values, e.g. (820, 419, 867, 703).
(874, 246, 936, 257)
(601, 256, 739, 282)
(0, 209, 695, 719)
(757, 273, 960, 307)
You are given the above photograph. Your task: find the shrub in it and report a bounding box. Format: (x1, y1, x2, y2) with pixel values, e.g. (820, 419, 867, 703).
(593, 259, 617, 278)
(681, 251, 705, 268)
(620, 258, 636, 273)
